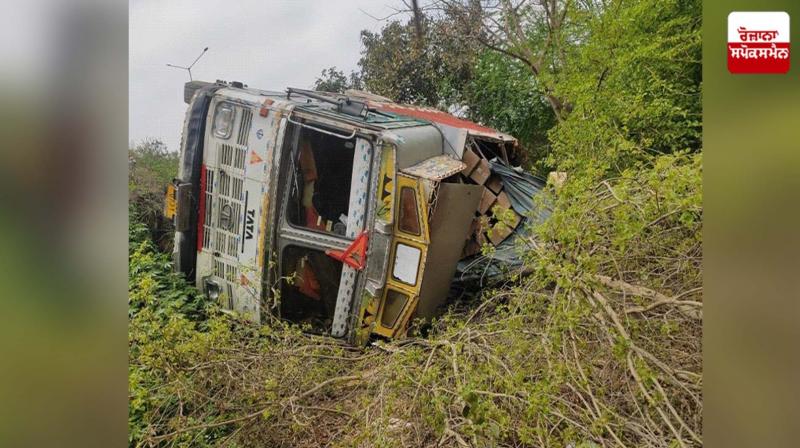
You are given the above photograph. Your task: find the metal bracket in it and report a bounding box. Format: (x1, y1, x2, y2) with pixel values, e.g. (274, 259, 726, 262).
(287, 114, 357, 140)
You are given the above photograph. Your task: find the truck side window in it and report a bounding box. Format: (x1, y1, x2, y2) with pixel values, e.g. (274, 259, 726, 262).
(288, 129, 356, 236)
(280, 246, 342, 333)
(398, 186, 421, 235)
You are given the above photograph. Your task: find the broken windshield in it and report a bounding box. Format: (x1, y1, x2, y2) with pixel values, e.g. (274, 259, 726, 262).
(286, 124, 371, 238)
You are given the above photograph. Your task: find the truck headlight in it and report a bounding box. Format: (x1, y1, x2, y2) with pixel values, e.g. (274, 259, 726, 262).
(204, 279, 221, 301)
(212, 102, 235, 139)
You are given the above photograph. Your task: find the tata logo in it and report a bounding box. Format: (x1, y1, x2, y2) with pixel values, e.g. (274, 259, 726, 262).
(244, 208, 255, 239)
(219, 204, 234, 231)
(256, 129, 264, 140)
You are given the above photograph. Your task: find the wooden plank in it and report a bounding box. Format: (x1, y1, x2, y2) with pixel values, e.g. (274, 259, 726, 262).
(468, 217, 482, 239)
(461, 239, 481, 257)
(478, 188, 497, 214)
(469, 158, 491, 185)
(495, 190, 512, 210)
(486, 174, 503, 194)
(487, 222, 514, 245)
(475, 230, 488, 247)
(460, 146, 481, 175)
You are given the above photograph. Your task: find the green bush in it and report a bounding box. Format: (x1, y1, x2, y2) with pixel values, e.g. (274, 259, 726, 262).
(547, 0, 701, 173)
(128, 152, 701, 447)
(129, 0, 702, 444)
(129, 138, 179, 252)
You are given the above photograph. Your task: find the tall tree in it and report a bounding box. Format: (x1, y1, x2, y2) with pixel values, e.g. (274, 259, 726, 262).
(313, 67, 363, 93)
(358, 17, 477, 106)
(413, 0, 701, 171)
(357, 10, 559, 165)
(419, 0, 590, 121)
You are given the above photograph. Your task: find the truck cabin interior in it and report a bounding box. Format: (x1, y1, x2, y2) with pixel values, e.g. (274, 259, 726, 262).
(280, 124, 362, 333)
(286, 127, 356, 236)
(280, 245, 342, 332)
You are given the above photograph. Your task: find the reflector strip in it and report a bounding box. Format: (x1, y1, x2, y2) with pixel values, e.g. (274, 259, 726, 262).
(325, 231, 369, 270)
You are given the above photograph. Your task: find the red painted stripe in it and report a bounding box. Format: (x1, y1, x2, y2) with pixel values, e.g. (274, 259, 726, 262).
(196, 164, 207, 251)
(374, 103, 500, 135)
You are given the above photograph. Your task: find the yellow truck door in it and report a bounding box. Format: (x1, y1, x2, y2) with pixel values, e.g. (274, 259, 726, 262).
(372, 174, 430, 338)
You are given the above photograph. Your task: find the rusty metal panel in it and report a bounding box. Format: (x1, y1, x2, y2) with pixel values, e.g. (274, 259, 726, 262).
(401, 155, 466, 181)
(416, 182, 483, 319)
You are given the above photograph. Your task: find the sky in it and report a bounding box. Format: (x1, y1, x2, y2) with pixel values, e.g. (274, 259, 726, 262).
(129, 0, 407, 152)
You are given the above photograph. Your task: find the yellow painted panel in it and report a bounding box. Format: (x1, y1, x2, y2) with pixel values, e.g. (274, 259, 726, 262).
(394, 295, 419, 338)
(373, 174, 432, 339)
(394, 174, 429, 244)
(256, 192, 270, 269)
(376, 143, 396, 223)
(163, 184, 176, 219)
(373, 291, 419, 339)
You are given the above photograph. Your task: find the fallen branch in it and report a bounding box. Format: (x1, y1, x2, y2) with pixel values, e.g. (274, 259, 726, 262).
(595, 275, 702, 319)
(148, 374, 362, 444)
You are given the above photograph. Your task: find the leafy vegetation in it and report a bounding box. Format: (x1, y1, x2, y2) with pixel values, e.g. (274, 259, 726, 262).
(129, 138, 178, 251)
(463, 51, 556, 169)
(357, 18, 477, 106)
(312, 67, 363, 93)
(547, 0, 702, 172)
(130, 0, 702, 446)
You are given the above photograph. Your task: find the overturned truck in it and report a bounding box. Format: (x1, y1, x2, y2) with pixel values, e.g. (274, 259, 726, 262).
(165, 80, 546, 345)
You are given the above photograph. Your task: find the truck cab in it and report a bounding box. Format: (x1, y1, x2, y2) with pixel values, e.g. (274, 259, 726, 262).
(167, 80, 530, 345)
